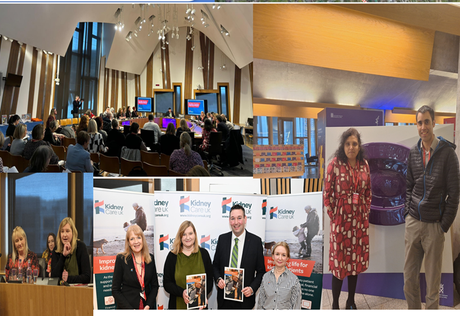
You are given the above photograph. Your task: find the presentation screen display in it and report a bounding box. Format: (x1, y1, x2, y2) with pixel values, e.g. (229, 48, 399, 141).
(135, 97, 153, 112)
(186, 99, 205, 116)
(162, 118, 176, 129)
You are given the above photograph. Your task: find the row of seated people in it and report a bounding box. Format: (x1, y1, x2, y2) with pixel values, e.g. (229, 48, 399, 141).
(4, 218, 91, 284)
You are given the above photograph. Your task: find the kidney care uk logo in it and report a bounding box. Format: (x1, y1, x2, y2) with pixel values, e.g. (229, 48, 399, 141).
(94, 200, 124, 215)
(179, 195, 212, 217)
(270, 206, 296, 219)
(269, 206, 278, 219)
(180, 196, 190, 213)
(222, 197, 232, 214)
(262, 199, 267, 217)
(159, 234, 170, 251)
(200, 234, 218, 251)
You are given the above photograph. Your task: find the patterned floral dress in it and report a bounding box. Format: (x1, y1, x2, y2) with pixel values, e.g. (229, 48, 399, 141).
(5, 250, 39, 282)
(323, 157, 371, 280)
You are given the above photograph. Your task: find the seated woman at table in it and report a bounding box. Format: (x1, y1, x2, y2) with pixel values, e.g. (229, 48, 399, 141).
(112, 224, 159, 309)
(76, 115, 89, 134)
(257, 241, 301, 310)
(6, 114, 20, 137)
(51, 217, 91, 284)
(125, 106, 132, 119)
(175, 119, 190, 138)
(163, 221, 213, 309)
(199, 119, 217, 153)
(23, 124, 59, 164)
(10, 123, 28, 156)
(160, 123, 180, 156)
(87, 119, 107, 154)
(170, 133, 203, 175)
(42, 233, 56, 277)
(199, 111, 206, 123)
(5, 226, 39, 282)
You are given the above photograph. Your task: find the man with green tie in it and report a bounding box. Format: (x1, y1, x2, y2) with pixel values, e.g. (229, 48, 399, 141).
(213, 204, 265, 309)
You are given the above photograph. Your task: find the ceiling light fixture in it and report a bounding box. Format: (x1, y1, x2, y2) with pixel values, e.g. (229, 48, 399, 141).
(114, 7, 125, 31)
(220, 25, 230, 36)
(125, 31, 133, 42)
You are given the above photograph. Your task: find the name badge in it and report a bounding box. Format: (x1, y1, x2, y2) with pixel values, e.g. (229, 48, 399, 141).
(352, 193, 359, 205)
(140, 290, 145, 300)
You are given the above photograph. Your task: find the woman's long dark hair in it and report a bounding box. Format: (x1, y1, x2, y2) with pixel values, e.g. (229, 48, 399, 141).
(333, 128, 366, 163)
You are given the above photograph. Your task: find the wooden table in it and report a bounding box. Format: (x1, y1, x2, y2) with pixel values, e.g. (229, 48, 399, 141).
(0, 283, 93, 316)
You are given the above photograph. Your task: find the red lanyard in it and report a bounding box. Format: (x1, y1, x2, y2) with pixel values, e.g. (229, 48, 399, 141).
(348, 161, 360, 192)
(422, 147, 431, 167)
(132, 255, 145, 291)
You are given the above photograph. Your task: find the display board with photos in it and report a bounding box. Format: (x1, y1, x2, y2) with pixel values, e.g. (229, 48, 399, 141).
(253, 144, 304, 178)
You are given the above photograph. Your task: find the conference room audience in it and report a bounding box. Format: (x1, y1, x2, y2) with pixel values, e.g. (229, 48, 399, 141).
(87, 119, 107, 154)
(125, 122, 147, 152)
(106, 120, 126, 157)
(51, 217, 91, 284)
(6, 114, 20, 137)
(23, 124, 59, 164)
(143, 114, 162, 145)
(199, 119, 217, 152)
(170, 133, 204, 175)
(76, 115, 89, 134)
(112, 224, 159, 309)
(160, 123, 180, 156)
(95, 116, 108, 144)
(10, 123, 28, 156)
(5, 226, 39, 282)
(175, 119, 190, 138)
(42, 233, 56, 277)
(23, 145, 54, 172)
(66, 131, 93, 173)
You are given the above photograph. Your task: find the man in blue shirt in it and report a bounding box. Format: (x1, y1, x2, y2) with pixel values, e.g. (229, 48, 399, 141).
(66, 131, 93, 172)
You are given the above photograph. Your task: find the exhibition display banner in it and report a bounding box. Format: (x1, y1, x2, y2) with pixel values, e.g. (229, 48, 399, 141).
(93, 188, 155, 309)
(264, 193, 323, 309)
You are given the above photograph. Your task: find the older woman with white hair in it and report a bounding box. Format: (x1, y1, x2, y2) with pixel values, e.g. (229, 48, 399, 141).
(87, 118, 107, 153)
(169, 132, 204, 175)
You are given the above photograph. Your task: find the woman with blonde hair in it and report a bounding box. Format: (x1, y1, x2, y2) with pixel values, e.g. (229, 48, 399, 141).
(51, 217, 91, 284)
(10, 123, 28, 156)
(163, 221, 213, 309)
(175, 119, 190, 138)
(87, 118, 107, 153)
(112, 224, 159, 309)
(257, 242, 301, 309)
(5, 226, 39, 282)
(169, 132, 204, 175)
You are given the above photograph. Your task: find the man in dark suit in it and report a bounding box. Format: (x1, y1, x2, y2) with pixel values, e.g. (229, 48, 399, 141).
(213, 204, 265, 309)
(164, 108, 175, 118)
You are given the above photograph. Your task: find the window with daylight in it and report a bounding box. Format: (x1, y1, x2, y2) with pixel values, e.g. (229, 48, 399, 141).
(54, 22, 102, 119)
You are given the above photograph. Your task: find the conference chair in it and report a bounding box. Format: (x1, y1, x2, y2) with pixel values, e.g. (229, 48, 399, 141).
(51, 145, 67, 161)
(140, 129, 155, 150)
(204, 131, 223, 176)
(9, 153, 28, 172)
(90, 152, 100, 164)
(46, 164, 61, 172)
(120, 157, 143, 176)
(141, 150, 160, 166)
(160, 154, 170, 170)
(168, 169, 185, 177)
(142, 162, 168, 176)
(62, 137, 76, 148)
(99, 153, 120, 175)
(0, 150, 11, 168)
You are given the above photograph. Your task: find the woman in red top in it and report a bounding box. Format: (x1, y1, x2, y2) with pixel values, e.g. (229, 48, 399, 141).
(5, 226, 39, 282)
(323, 128, 371, 310)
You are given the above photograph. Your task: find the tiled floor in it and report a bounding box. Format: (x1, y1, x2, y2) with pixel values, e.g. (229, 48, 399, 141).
(321, 289, 460, 310)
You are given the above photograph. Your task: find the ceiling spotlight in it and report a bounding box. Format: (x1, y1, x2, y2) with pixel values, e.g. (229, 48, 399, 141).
(134, 30, 138, 37)
(220, 25, 230, 37)
(43, 50, 47, 55)
(212, 4, 216, 9)
(125, 31, 132, 42)
(198, 66, 204, 70)
(217, 5, 221, 9)
(3, 35, 8, 41)
(191, 45, 195, 51)
(186, 8, 191, 15)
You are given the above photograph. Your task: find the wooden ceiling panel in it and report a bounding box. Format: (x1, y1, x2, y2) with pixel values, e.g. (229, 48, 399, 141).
(254, 4, 435, 81)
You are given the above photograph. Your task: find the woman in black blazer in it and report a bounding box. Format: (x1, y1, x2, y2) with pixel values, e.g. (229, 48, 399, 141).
(112, 224, 159, 309)
(163, 221, 213, 309)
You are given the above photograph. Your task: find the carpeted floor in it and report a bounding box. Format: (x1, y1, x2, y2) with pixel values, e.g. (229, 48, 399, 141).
(209, 145, 253, 177)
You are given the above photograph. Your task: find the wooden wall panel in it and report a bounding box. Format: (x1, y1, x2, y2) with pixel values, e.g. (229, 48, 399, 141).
(254, 4, 435, 81)
(103, 68, 109, 110)
(146, 53, 153, 97)
(184, 27, 194, 100)
(233, 66, 241, 125)
(27, 48, 38, 116)
(36, 52, 47, 119)
(1, 41, 20, 116)
(11, 44, 27, 115)
(43, 54, 55, 121)
(121, 71, 127, 111)
(111, 70, 116, 110)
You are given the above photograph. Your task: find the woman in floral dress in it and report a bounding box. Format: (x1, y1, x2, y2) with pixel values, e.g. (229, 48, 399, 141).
(323, 128, 371, 310)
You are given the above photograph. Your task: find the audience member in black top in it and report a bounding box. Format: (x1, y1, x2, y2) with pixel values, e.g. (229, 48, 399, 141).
(126, 106, 132, 119)
(103, 112, 113, 134)
(175, 119, 190, 138)
(23, 124, 59, 164)
(216, 115, 229, 142)
(164, 108, 175, 118)
(44, 120, 62, 146)
(131, 107, 138, 118)
(106, 120, 126, 157)
(160, 123, 180, 156)
(23, 145, 54, 172)
(6, 115, 20, 137)
(125, 122, 147, 151)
